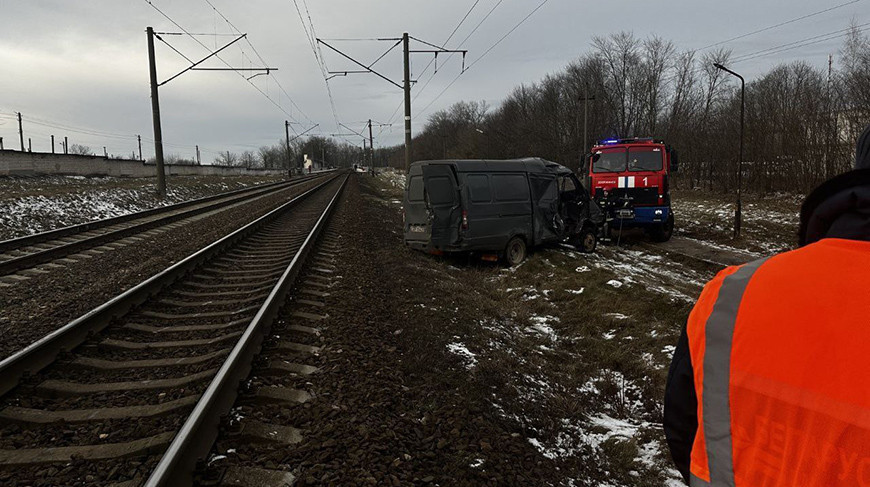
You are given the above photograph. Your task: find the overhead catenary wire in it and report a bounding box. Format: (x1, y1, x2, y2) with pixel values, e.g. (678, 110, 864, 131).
(199, 0, 315, 128)
(141, 0, 302, 126)
(378, 0, 487, 139)
(417, 0, 550, 119)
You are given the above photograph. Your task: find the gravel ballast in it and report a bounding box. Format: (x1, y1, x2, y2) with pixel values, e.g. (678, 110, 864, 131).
(0, 176, 330, 362)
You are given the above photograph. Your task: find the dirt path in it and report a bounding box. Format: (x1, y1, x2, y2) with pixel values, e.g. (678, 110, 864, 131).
(641, 236, 762, 267)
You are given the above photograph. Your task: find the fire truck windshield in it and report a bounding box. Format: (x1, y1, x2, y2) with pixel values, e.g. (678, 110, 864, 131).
(627, 147, 663, 172)
(592, 149, 626, 173)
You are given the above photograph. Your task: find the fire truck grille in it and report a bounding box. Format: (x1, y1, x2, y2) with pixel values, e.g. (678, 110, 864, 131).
(596, 187, 660, 206)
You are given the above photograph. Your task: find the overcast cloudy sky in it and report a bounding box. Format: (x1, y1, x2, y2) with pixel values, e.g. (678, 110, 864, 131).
(0, 0, 866, 162)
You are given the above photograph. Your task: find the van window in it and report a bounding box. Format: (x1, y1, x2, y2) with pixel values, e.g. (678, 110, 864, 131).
(492, 174, 530, 202)
(426, 176, 455, 206)
(530, 175, 558, 202)
(466, 174, 491, 203)
(408, 176, 424, 202)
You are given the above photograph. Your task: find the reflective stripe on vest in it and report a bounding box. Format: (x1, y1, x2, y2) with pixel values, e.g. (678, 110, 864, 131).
(692, 257, 769, 487)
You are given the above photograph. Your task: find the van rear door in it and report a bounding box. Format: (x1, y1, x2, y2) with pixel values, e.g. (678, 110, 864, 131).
(422, 164, 462, 248)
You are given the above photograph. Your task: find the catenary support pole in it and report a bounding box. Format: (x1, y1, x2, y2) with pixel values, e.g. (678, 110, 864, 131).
(147, 27, 167, 197)
(51, 135, 55, 154)
(28, 138, 31, 153)
(138, 135, 142, 161)
(285, 120, 292, 177)
(403, 32, 412, 172)
(64, 137, 68, 154)
(18, 113, 24, 152)
(368, 119, 374, 168)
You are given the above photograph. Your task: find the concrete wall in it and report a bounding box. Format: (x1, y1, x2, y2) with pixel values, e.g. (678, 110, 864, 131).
(0, 150, 287, 177)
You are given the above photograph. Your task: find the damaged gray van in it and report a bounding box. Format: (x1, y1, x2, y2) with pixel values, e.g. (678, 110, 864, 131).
(403, 158, 603, 265)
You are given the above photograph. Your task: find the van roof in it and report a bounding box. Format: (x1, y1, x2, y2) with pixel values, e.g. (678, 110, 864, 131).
(410, 157, 572, 175)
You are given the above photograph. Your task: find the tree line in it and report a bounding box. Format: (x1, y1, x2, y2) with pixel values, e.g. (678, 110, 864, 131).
(153, 136, 365, 171)
(385, 25, 870, 194)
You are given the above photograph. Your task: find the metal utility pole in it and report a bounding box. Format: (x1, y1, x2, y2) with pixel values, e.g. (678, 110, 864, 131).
(714, 63, 745, 238)
(51, 135, 55, 154)
(403, 33, 412, 172)
(64, 136, 68, 154)
(285, 121, 292, 177)
(137, 135, 142, 161)
(18, 113, 24, 151)
(146, 27, 167, 197)
(28, 138, 31, 153)
(368, 119, 374, 168)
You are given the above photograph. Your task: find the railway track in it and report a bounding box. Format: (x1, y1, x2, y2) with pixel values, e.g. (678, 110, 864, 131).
(0, 173, 347, 486)
(0, 172, 332, 278)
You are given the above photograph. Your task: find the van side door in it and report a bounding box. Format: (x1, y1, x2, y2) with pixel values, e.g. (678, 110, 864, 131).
(421, 164, 462, 247)
(491, 173, 533, 249)
(529, 174, 561, 244)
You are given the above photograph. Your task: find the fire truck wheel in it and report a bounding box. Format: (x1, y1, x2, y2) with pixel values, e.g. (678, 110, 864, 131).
(575, 226, 598, 253)
(651, 213, 674, 242)
(504, 236, 527, 266)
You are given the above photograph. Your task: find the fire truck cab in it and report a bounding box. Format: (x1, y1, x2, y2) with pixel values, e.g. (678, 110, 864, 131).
(584, 138, 678, 242)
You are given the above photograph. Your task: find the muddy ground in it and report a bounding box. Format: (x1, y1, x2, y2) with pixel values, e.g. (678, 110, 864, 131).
(289, 171, 801, 486)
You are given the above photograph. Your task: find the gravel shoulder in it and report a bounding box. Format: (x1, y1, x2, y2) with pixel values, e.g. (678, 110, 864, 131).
(0, 177, 327, 362)
(0, 174, 285, 240)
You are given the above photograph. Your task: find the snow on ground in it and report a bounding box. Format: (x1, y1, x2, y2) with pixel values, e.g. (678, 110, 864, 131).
(0, 175, 278, 240)
(378, 168, 406, 190)
(446, 340, 478, 369)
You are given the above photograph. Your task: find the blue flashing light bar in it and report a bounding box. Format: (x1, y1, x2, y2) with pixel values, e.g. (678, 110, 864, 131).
(602, 139, 620, 144)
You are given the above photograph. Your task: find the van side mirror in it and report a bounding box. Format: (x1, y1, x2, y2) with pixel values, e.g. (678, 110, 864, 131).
(670, 149, 679, 173)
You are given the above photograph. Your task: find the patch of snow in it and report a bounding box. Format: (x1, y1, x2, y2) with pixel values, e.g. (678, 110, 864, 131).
(606, 279, 623, 288)
(566, 288, 585, 294)
(446, 341, 478, 368)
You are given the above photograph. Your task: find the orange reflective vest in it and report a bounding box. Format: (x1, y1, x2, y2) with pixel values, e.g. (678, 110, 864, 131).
(687, 238, 870, 486)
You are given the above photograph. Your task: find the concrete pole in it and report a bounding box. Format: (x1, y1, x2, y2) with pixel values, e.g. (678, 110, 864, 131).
(403, 32, 412, 172)
(51, 135, 55, 154)
(18, 113, 24, 151)
(285, 120, 292, 177)
(368, 119, 374, 168)
(64, 137, 68, 154)
(147, 27, 167, 197)
(138, 135, 142, 161)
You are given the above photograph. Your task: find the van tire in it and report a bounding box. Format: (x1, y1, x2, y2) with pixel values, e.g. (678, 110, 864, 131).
(651, 213, 674, 242)
(504, 237, 527, 266)
(575, 226, 598, 253)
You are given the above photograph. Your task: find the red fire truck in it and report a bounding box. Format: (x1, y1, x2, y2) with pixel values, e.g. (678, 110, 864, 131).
(583, 138, 678, 242)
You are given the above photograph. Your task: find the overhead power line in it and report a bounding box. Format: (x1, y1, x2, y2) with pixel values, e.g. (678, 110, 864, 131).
(142, 0, 301, 125)
(696, 0, 864, 52)
(379, 0, 489, 138)
(417, 0, 550, 119)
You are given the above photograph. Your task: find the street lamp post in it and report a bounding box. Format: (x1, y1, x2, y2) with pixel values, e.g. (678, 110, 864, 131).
(714, 62, 745, 238)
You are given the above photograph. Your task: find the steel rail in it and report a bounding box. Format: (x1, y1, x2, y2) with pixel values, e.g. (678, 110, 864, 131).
(0, 172, 334, 275)
(144, 174, 348, 487)
(0, 173, 343, 398)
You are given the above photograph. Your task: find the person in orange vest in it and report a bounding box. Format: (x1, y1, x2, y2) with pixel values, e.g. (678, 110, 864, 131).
(664, 125, 870, 486)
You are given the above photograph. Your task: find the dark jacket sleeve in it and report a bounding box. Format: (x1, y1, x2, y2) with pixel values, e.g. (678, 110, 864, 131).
(664, 324, 698, 485)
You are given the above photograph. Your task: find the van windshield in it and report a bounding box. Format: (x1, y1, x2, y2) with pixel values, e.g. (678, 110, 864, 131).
(592, 149, 626, 173)
(628, 147, 663, 171)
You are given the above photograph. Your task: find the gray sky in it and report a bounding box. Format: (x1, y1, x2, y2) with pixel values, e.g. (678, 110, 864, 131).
(0, 0, 866, 162)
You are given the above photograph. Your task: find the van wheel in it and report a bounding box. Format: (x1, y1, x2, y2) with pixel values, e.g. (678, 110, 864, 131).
(575, 227, 598, 253)
(651, 213, 674, 242)
(504, 237, 527, 266)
